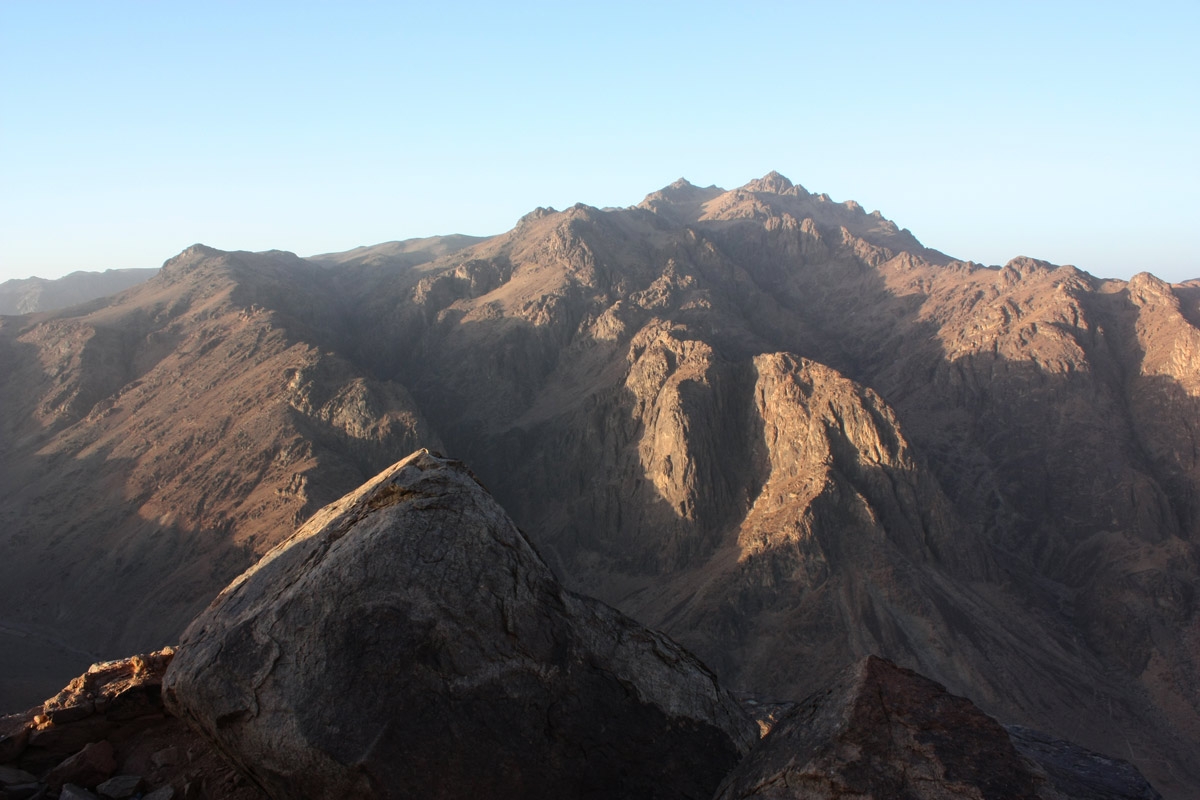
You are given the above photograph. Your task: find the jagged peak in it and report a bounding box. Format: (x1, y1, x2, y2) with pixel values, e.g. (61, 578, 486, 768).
(159, 243, 226, 276)
(517, 206, 558, 226)
(1002, 256, 1057, 274)
(739, 171, 806, 196)
(643, 177, 721, 200)
(637, 179, 725, 221)
(178, 243, 223, 259)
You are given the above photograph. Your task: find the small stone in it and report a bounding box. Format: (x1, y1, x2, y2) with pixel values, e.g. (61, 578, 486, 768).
(142, 786, 175, 800)
(0, 766, 37, 785)
(1, 782, 42, 800)
(95, 775, 144, 799)
(60, 785, 101, 800)
(0, 783, 40, 800)
(149, 747, 180, 768)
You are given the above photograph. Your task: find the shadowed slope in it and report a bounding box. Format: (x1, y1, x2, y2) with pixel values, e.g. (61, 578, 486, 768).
(0, 246, 440, 709)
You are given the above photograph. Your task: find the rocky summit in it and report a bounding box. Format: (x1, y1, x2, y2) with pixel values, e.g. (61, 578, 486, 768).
(162, 450, 758, 800)
(1, 173, 1198, 797)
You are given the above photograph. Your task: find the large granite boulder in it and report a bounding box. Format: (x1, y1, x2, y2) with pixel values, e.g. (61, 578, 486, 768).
(714, 656, 1160, 800)
(163, 450, 758, 800)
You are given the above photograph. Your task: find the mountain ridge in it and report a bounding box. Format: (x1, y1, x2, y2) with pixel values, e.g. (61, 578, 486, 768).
(0, 268, 160, 316)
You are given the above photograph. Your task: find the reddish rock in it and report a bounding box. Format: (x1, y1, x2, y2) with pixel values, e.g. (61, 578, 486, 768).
(44, 740, 116, 790)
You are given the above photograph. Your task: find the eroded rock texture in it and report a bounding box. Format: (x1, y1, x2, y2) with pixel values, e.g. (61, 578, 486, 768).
(163, 450, 757, 800)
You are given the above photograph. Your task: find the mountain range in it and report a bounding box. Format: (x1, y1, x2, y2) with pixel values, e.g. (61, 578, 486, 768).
(0, 173, 1197, 797)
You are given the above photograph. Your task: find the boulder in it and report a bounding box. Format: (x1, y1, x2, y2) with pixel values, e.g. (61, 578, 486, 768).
(164, 450, 758, 800)
(43, 740, 115, 790)
(714, 656, 1161, 799)
(0, 766, 36, 786)
(96, 774, 145, 798)
(60, 785, 101, 800)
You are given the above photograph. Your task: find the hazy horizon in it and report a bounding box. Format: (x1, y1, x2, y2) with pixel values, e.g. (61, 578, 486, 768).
(2, 2, 1196, 284)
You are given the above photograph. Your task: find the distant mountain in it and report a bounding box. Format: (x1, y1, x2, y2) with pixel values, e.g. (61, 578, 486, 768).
(1, 175, 1198, 797)
(0, 268, 158, 315)
(307, 233, 485, 269)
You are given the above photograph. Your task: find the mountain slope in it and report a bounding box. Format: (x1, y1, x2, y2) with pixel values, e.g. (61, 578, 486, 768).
(0, 268, 158, 315)
(0, 245, 440, 700)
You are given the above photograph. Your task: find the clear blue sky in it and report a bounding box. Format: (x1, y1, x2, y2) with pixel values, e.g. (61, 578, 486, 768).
(2, 1, 1197, 283)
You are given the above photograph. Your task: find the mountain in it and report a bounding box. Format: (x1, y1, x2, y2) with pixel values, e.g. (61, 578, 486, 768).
(0, 173, 1197, 796)
(0, 269, 159, 315)
(306, 234, 485, 269)
(0, 246, 439, 704)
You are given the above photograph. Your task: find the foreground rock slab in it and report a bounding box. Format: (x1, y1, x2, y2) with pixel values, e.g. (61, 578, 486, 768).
(715, 656, 1161, 800)
(164, 449, 758, 800)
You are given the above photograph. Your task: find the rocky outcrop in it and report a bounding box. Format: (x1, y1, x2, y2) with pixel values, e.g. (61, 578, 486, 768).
(715, 656, 1160, 800)
(163, 450, 758, 800)
(0, 650, 264, 800)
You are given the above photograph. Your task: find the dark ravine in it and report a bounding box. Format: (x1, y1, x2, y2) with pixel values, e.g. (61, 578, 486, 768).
(1, 173, 1197, 796)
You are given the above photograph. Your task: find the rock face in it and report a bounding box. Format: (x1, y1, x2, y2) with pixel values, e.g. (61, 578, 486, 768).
(0, 649, 265, 800)
(163, 450, 758, 800)
(715, 656, 1160, 800)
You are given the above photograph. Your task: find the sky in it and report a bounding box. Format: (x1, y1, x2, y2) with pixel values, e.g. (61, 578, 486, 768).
(1, 1, 1197, 284)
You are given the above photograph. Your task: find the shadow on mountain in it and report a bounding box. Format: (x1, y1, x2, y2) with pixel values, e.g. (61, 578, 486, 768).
(0, 443, 259, 713)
